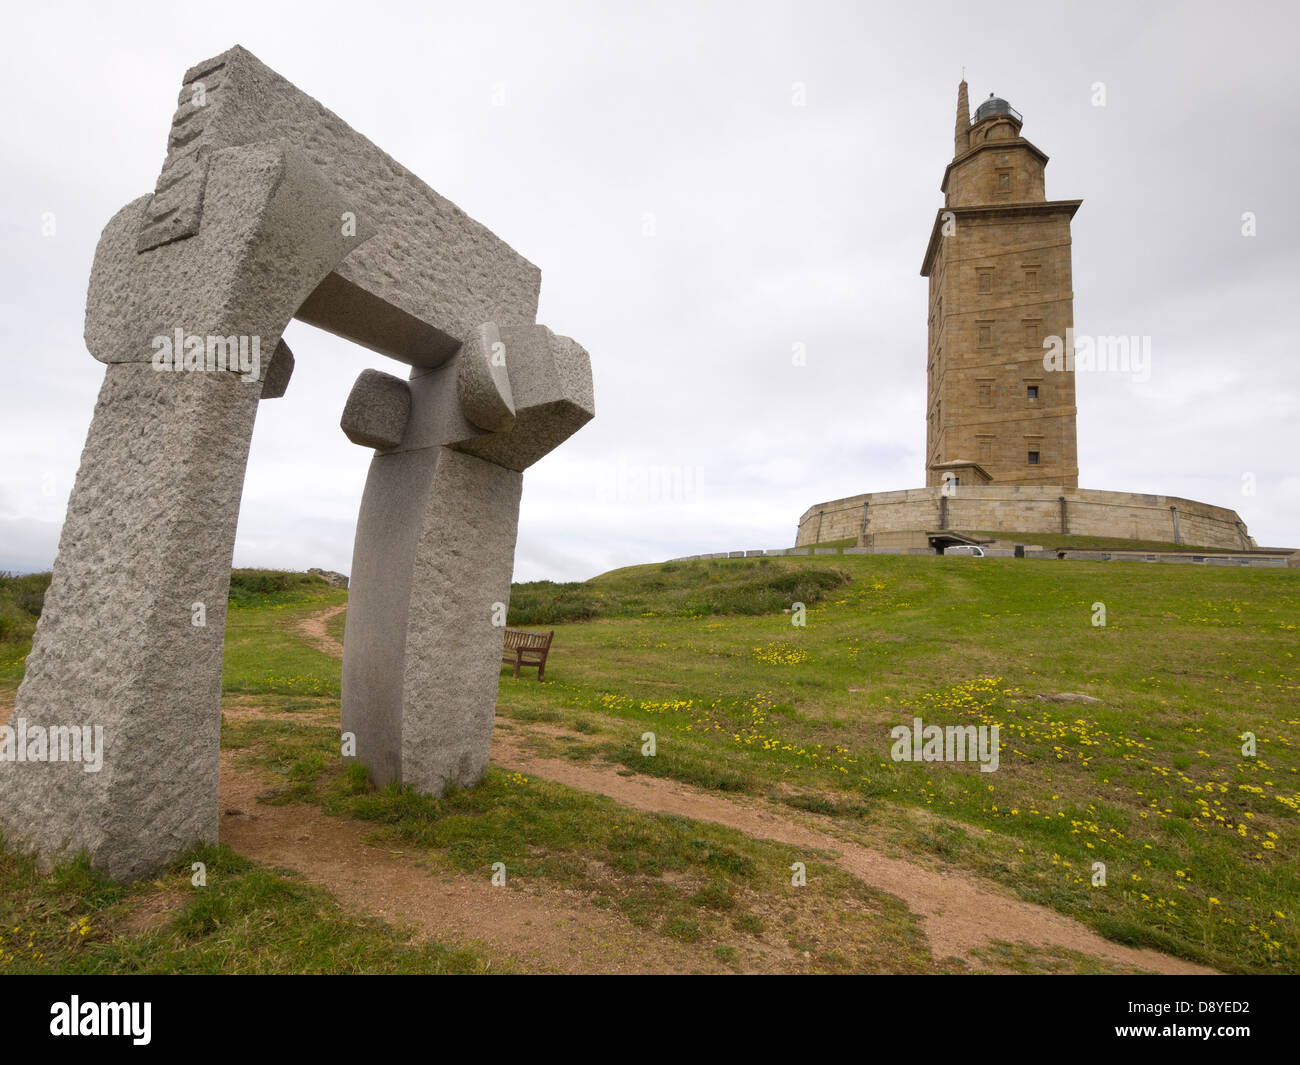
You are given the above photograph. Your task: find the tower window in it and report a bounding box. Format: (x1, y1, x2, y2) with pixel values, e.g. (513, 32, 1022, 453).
(977, 321, 993, 346)
(1023, 319, 1041, 346)
(1027, 385, 1039, 400)
(1027, 451, 1040, 465)
(977, 381, 992, 407)
(977, 269, 993, 294)
(1024, 269, 1038, 292)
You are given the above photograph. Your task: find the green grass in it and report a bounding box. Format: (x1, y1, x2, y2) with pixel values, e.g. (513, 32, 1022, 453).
(327, 604, 348, 647)
(5, 557, 1297, 973)
(963, 530, 1271, 554)
(968, 940, 1148, 975)
(509, 558, 849, 626)
(0, 841, 494, 974)
(221, 715, 940, 973)
(0, 572, 49, 687)
(0, 572, 48, 639)
(221, 575, 345, 698)
(1, 568, 342, 698)
(227, 568, 333, 607)
(493, 553, 1300, 973)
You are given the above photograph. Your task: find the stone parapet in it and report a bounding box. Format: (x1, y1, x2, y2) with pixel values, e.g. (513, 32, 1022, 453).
(796, 485, 1254, 552)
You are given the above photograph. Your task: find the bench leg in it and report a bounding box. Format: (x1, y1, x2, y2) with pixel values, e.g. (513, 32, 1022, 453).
(513, 652, 521, 678)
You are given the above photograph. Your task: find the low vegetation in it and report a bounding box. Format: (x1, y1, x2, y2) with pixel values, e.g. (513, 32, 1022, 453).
(3, 552, 1295, 974)
(0, 842, 492, 974)
(220, 715, 940, 973)
(508, 558, 849, 626)
(0, 572, 49, 645)
(494, 553, 1299, 974)
(227, 568, 333, 608)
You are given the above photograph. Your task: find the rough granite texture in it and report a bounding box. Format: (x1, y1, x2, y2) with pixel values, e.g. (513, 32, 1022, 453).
(3, 46, 593, 879)
(0, 365, 261, 880)
(340, 369, 412, 450)
(341, 447, 441, 786)
(139, 45, 541, 365)
(457, 322, 516, 433)
(86, 144, 370, 369)
(341, 319, 594, 793)
(452, 325, 595, 472)
(402, 451, 522, 791)
(0, 141, 363, 879)
(261, 340, 295, 399)
(341, 447, 522, 792)
(382, 325, 594, 470)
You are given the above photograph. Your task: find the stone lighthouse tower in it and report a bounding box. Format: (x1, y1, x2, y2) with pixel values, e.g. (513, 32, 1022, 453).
(795, 84, 1256, 553)
(920, 82, 1081, 488)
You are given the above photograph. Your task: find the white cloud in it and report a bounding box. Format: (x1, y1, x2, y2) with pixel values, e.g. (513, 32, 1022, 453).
(1, 0, 1296, 582)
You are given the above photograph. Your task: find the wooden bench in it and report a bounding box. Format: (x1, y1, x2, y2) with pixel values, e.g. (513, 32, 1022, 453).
(502, 628, 554, 680)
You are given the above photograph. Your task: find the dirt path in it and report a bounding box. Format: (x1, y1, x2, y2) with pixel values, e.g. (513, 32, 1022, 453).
(218, 748, 737, 974)
(489, 728, 1214, 974)
(2, 607, 1214, 974)
(220, 707, 1208, 974)
(258, 605, 1216, 974)
(295, 603, 347, 659)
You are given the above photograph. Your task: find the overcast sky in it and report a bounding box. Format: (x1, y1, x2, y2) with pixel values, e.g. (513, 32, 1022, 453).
(2, 0, 1296, 582)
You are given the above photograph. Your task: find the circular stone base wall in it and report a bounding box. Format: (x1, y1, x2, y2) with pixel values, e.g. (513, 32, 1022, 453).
(795, 485, 1253, 552)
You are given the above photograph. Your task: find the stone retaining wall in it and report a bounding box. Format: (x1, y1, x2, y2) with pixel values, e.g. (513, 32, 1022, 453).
(667, 546, 1295, 568)
(795, 485, 1254, 552)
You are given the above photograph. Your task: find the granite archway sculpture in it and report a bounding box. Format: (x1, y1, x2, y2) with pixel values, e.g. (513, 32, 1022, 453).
(0, 46, 594, 879)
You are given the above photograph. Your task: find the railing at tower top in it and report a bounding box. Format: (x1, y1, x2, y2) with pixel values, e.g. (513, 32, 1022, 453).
(971, 103, 1022, 126)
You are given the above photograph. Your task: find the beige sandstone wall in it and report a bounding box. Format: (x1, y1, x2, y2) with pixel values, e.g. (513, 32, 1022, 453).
(922, 100, 1080, 489)
(795, 486, 1252, 551)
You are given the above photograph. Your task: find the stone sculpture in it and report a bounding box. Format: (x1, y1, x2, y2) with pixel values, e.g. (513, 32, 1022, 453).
(0, 45, 593, 878)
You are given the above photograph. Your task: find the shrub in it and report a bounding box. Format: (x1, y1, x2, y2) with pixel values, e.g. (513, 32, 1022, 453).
(0, 571, 52, 643)
(227, 569, 328, 607)
(507, 563, 851, 625)
(0, 599, 25, 642)
(507, 581, 603, 626)
(682, 567, 848, 616)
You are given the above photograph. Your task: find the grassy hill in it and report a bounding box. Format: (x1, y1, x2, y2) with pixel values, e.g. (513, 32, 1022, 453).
(495, 554, 1300, 972)
(2, 554, 1296, 973)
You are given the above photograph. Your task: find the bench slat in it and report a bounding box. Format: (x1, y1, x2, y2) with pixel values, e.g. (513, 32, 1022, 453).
(501, 627, 554, 680)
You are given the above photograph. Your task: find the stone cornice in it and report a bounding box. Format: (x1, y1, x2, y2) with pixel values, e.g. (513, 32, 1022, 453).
(921, 200, 1083, 277)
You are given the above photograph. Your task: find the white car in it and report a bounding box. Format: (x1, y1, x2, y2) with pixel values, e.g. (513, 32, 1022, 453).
(945, 545, 986, 557)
